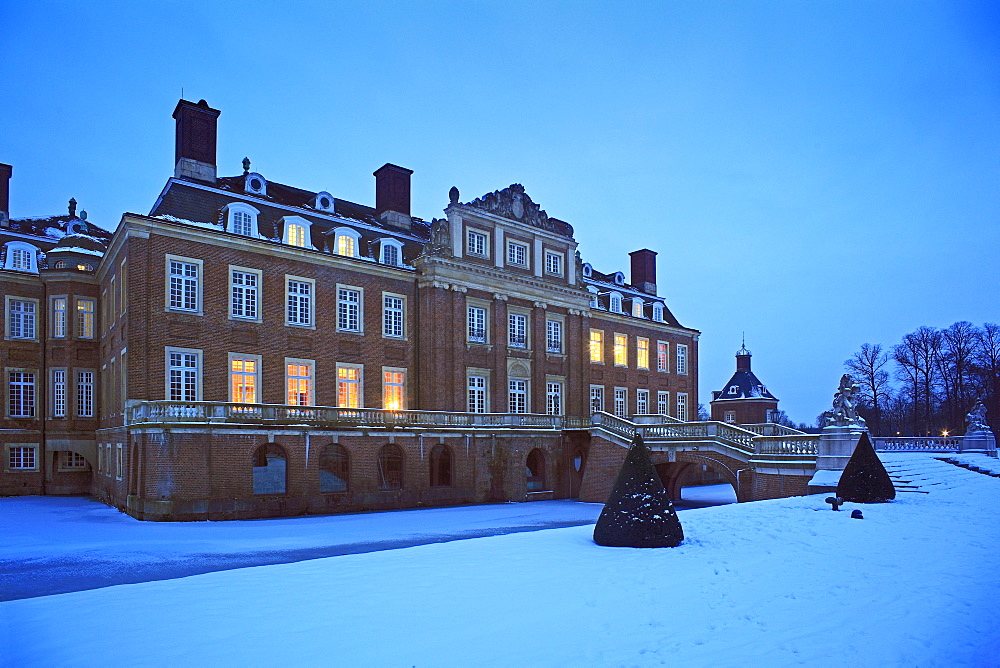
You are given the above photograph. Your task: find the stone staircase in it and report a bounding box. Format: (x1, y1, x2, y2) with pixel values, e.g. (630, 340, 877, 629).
(936, 456, 1000, 478)
(878, 453, 981, 494)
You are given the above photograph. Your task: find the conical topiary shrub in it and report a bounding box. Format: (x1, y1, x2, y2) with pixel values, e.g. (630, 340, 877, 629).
(593, 433, 684, 547)
(837, 432, 895, 503)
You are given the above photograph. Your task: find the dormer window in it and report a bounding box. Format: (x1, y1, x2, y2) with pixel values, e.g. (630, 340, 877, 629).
(587, 286, 600, 309)
(332, 227, 362, 258)
(376, 238, 405, 266)
(728, 386, 738, 395)
(287, 224, 307, 247)
(652, 304, 664, 322)
(313, 191, 335, 213)
(223, 202, 260, 237)
(632, 299, 645, 318)
(3, 242, 39, 273)
(245, 172, 267, 196)
(613, 272, 625, 286)
(609, 292, 623, 313)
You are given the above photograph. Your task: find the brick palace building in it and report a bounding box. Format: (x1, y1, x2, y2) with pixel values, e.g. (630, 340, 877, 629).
(0, 99, 700, 519)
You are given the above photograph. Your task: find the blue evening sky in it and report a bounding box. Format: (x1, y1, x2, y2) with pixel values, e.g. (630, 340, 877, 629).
(2, 1, 997, 424)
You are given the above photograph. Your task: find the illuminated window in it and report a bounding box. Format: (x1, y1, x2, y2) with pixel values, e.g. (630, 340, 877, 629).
(637, 337, 649, 369)
(589, 329, 604, 363)
(657, 341, 669, 372)
(383, 369, 405, 410)
(287, 223, 307, 248)
(636, 389, 649, 415)
(337, 365, 362, 408)
(632, 300, 644, 318)
(332, 227, 361, 257)
(286, 361, 313, 406)
(467, 375, 487, 413)
(230, 357, 259, 403)
(614, 334, 628, 366)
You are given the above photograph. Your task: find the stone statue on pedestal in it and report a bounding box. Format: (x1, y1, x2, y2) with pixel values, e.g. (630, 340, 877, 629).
(966, 401, 989, 434)
(823, 374, 867, 429)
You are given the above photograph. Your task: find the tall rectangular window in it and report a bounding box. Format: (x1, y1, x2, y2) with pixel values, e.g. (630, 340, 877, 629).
(508, 313, 527, 348)
(637, 337, 649, 369)
(657, 341, 669, 372)
(336, 287, 360, 332)
(507, 241, 527, 267)
(590, 385, 604, 413)
(614, 334, 628, 367)
(545, 382, 562, 416)
(614, 388, 627, 418)
(120, 262, 127, 315)
(7, 299, 36, 340)
(231, 269, 259, 320)
(168, 259, 199, 312)
(677, 392, 689, 421)
(337, 365, 362, 408)
(383, 295, 404, 339)
(116, 444, 124, 480)
(590, 329, 604, 363)
(287, 223, 307, 248)
(8, 371, 36, 417)
(467, 306, 487, 343)
(52, 298, 67, 338)
(381, 244, 399, 266)
(677, 344, 689, 375)
(509, 379, 527, 414)
(232, 210, 254, 236)
(546, 320, 562, 353)
(636, 389, 649, 415)
(467, 375, 487, 413)
(167, 350, 200, 401)
(383, 369, 405, 410)
(657, 391, 669, 415)
(230, 357, 259, 403)
(10, 248, 32, 270)
(288, 279, 314, 327)
(467, 230, 487, 256)
(52, 369, 67, 417)
(76, 371, 94, 418)
(8, 446, 37, 470)
(286, 361, 313, 406)
(77, 299, 95, 339)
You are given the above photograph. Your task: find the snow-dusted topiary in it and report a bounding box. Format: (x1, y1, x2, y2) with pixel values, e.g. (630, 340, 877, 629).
(593, 434, 684, 548)
(837, 432, 896, 503)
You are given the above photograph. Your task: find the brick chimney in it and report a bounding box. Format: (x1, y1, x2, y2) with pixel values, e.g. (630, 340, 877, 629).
(172, 99, 221, 183)
(373, 163, 413, 230)
(736, 343, 752, 371)
(629, 249, 657, 294)
(0, 163, 10, 226)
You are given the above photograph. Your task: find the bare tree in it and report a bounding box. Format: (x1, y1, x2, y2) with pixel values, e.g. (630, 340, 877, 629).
(845, 343, 891, 435)
(893, 326, 942, 435)
(973, 322, 1000, 438)
(937, 321, 982, 432)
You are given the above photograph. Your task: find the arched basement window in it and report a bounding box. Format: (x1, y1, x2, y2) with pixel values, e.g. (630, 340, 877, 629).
(378, 444, 404, 490)
(253, 443, 288, 495)
(526, 449, 546, 491)
(320, 444, 349, 493)
(429, 444, 452, 487)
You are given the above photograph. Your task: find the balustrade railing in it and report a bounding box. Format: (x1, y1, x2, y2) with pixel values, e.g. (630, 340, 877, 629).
(751, 435, 819, 456)
(872, 436, 962, 452)
(740, 423, 806, 437)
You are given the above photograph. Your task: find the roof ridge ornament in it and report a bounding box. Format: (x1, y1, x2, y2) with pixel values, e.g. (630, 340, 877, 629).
(464, 183, 573, 237)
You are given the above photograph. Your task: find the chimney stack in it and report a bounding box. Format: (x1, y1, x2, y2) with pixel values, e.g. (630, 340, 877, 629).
(736, 345, 752, 372)
(373, 163, 413, 230)
(0, 163, 11, 226)
(172, 99, 221, 183)
(629, 249, 657, 295)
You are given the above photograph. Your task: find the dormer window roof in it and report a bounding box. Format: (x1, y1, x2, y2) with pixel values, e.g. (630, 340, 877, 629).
(280, 216, 312, 248)
(331, 226, 362, 258)
(3, 241, 40, 273)
(609, 291, 623, 313)
(376, 238, 405, 266)
(222, 202, 260, 237)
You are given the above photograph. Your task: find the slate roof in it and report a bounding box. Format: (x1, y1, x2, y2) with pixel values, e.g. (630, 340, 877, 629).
(712, 347, 778, 402)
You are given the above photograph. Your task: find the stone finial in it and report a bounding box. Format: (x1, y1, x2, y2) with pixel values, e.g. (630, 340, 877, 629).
(80, 210, 87, 221)
(68, 198, 77, 217)
(242, 157, 251, 175)
(449, 186, 459, 204)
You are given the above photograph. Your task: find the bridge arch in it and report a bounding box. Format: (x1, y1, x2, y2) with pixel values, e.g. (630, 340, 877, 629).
(655, 453, 744, 503)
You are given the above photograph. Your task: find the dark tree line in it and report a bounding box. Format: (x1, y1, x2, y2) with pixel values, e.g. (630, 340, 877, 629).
(843, 322, 1000, 437)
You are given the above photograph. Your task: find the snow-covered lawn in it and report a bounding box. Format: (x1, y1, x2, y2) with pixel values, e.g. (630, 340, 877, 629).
(2, 454, 999, 666)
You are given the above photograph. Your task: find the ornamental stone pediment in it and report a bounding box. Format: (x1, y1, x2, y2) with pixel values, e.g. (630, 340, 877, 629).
(461, 184, 574, 238)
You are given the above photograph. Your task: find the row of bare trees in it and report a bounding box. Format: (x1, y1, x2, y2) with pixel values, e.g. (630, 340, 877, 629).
(843, 322, 1000, 436)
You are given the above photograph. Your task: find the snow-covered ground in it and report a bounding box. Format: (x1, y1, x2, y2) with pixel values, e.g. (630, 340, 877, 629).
(2, 454, 999, 666)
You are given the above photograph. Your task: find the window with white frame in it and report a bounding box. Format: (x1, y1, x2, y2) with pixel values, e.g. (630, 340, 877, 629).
(286, 223, 308, 248)
(467, 375, 487, 413)
(286, 278, 314, 327)
(725, 411, 736, 424)
(467, 306, 487, 343)
(508, 313, 527, 348)
(337, 286, 361, 332)
(613, 333, 628, 367)
(166, 349, 201, 402)
(3, 242, 39, 273)
(609, 292, 623, 313)
(382, 243, 399, 266)
(8, 371, 36, 417)
(332, 227, 361, 257)
(614, 387, 627, 418)
(230, 268, 260, 321)
(167, 257, 201, 313)
(382, 294, 404, 339)
(7, 445, 37, 470)
(286, 360, 313, 406)
(337, 364, 363, 408)
(225, 203, 259, 237)
(652, 304, 664, 322)
(677, 344, 689, 375)
(636, 389, 649, 415)
(677, 392, 689, 421)
(546, 381, 562, 415)
(230, 355, 260, 403)
(77, 299, 95, 339)
(632, 299, 644, 318)
(590, 329, 604, 363)
(546, 319, 562, 353)
(590, 385, 604, 413)
(506, 240, 527, 267)
(11, 247, 31, 270)
(657, 341, 669, 372)
(6, 298, 36, 340)
(467, 230, 488, 257)
(76, 371, 94, 417)
(637, 337, 649, 370)
(60, 451, 88, 470)
(52, 297, 67, 338)
(509, 379, 527, 414)
(52, 369, 67, 417)
(657, 390, 669, 415)
(383, 368, 405, 410)
(544, 251, 563, 276)
(116, 444, 123, 480)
